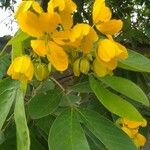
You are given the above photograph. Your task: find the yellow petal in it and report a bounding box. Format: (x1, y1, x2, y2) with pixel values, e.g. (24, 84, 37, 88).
(15, 1, 33, 18)
(48, 0, 65, 12)
(39, 12, 61, 33)
(93, 59, 111, 77)
(17, 11, 43, 37)
(53, 30, 71, 45)
(96, 19, 123, 35)
(32, 1, 43, 13)
(98, 39, 118, 62)
(60, 10, 73, 29)
(80, 27, 98, 54)
(31, 40, 47, 57)
(122, 118, 142, 129)
(115, 42, 128, 59)
(47, 42, 68, 71)
(121, 127, 133, 138)
(93, 0, 111, 24)
(133, 133, 146, 148)
(70, 23, 90, 42)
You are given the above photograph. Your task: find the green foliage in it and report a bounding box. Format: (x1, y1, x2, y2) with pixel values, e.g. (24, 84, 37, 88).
(0, 0, 150, 150)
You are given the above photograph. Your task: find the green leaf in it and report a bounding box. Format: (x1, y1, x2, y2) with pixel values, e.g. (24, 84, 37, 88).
(70, 81, 92, 93)
(0, 78, 18, 130)
(89, 75, 143, 121)
(0, 53, 10, 79)
(48, 108, 90, 150)
(78, 109, 137, 150)
(119, 49, 150, 72)
(14, 89, 30, 150)
(28, 89, 62, 119)
(8, 30, 29, 45)
(100, 76, 149, 106)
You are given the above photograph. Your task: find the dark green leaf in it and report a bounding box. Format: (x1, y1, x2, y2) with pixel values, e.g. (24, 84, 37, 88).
(48, 108, 90, 150)
(0, 53, 10, 79)
(100, 76, 149, 106)
(89, 75, 143, 121)
(70, 81, 92, 93)
(28, 89, 62, 119)
(0, 78, 18, 130)
(78, 109, 137, 150)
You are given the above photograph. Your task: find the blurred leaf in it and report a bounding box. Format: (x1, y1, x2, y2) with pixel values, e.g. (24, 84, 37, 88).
(36, 115, 55, 134)
(28, 89, 63, 119)
(60, 94, 81, 106)
(89, 75, 143, 121)
(100, 76, 149, 106)
(0, 78, 18, 130)
(78, 109, 137, 150)
(14, 89, 30, 150)
(70, 81, 92, 93)
(8, 31, 29, 45)
(119, 49, 150, 73)
(48, 108, 90, 150)
(0, 53, 10, 79)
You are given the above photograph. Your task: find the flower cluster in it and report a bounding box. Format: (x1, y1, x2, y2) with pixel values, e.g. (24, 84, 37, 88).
(117, 118, 147, 148)
(7, 0, 128, 82)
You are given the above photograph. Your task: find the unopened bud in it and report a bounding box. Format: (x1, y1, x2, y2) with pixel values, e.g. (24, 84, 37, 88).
(34, 63, 49, 81)
(73, 58, 81, 76)
(80, 58, 90, 74)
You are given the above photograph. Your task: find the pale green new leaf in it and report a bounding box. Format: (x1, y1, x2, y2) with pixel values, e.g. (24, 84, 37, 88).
(100, 76, 149, 106)
(89, 75, 143, 121)
(14, 89, 30, 150)
(48, 108, 90, 150)
(78, 109, 137, 150)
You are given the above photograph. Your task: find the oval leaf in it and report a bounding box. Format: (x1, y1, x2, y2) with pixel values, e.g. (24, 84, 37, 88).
(100, 76, 149, 106)
(48, 108, 90, 150)
(89, 75, 143, 121)
(0, 78, 18, 130)
(119, 49, 150, 72)
(28, 89, 62, 119)
(78, 109, 137, 150)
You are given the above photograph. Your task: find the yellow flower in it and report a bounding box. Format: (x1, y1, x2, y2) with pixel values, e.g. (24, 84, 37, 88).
(95, 38, 127, 76)
(93, 0, 123, 35)
(48, 0, 77, 29)
(69, 23, 98, 53)
(7, 56, 34, 82)
(17, 4, 69, 71)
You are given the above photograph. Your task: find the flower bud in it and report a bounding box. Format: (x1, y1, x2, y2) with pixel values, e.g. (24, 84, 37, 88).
(7, 55, 34, 82)
(73, 58, 81, 76)
(34, 63, 49, 81)
(80, 58, 90, 74)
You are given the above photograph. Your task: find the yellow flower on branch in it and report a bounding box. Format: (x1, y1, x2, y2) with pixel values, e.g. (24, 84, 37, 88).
(7, 56, 34, 82)
(16, 1, 70, 71)
(93, 0, 123, 35)
(94, 37, 128, 76)
(117, 118, 147, 148)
